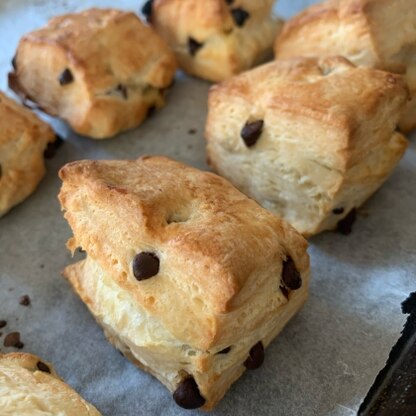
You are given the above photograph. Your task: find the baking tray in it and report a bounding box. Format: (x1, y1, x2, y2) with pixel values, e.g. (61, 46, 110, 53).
(0, 1, 415, 415)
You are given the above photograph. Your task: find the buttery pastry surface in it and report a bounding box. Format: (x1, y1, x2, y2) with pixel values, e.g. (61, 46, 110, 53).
(0, 91, 55, 218)
(59, 156, 310, 409)
(10, 8, 177, 139)
(0, 352, 101, 416)
(150, 0, 282, 82)
(205, 56, 409, 237)
(274, 0, 416, 132)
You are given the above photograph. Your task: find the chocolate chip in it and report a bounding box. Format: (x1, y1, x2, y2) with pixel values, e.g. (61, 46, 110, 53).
(231, 8, 250, 27)
(133, 252, 160, 281)
(142, 0, 153, 21)
(173, 377, 206, 409)
(0, 321, 6, 329)
(218, 346, 231, 354)
(337, 208, 357, 235)
(4, 332, 22, 348)
(116, 84, 128, 99)
(333, 207, 345, 215)
(19, 295, 30, 306)
(244, 341, 264, 370)
(282, 256, 302, 290)
(188, 37, 203, 56)
(241, 120, 263, 147)
(280, 285, 289, 299)
(36, 361, 51, 373)
(11, 55, 16, 70)
(59, 68, 74, 86)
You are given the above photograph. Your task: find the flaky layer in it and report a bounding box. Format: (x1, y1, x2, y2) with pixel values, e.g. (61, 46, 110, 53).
(0, 91, 55, 217)
(0, 353, 101, 416)
(64, 256, 308, 410)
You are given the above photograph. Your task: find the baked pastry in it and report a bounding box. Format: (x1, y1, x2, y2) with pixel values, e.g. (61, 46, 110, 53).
(205, 56, 408, 237)
(9, 8, 177, 139)
(0, 91, 56, 218)
(59, 156, 310, 410)
(274, 0, 416, 132)
(0, 352, 101, 415)
(146, 0, 282, 82)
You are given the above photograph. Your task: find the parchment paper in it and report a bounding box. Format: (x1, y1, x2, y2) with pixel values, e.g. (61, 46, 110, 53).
(0, 1, 415, 415)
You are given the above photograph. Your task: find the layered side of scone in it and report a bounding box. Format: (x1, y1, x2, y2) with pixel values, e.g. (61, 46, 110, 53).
(274, 0, 416, 132)
(9, 8, 177, 139)
(148, 0, 282, 82)
(205, 57, 408, 237)
(0, 91, 56, 218)
(0, 352, 101, 415)
(59, 156, 310, 410)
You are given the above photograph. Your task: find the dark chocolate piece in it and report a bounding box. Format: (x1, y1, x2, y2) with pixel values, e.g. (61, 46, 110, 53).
(332, 207, 345, 215)
(133, 252, 160, 281)
(0, 320, 6, 329)
(173, 377, 206, 409)
(188, 37, 203, 56)
(358, 292, 416, 416)
(4, 332, 22, 348)
(337, 208, 356, 235)
(241, 120, 263, 147)
(59, 68, 74, 86)
(231, 8, 250, 27)
(282, 256, 302, 290)
(19, 295, 30, 306)
(142, 0, 153, 21)
(244, 341, 264, 370)
(36, 361, 51, 373)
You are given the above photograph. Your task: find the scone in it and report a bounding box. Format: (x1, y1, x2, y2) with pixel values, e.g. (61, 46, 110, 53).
(0, 352, 101, 415)
(0, 91, 56, 218)
(9, 8, 177, 139)
(274, 0, 416, 132)
(146, 0, 282, 82)
(59, 156, 310, 410)
(205, 56, 408, 237)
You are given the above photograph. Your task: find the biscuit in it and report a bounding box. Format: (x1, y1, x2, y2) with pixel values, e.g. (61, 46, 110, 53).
(147, 0, 282, 82)
(59, 156, 310, 409)
(0, 91, 56, 218)
(9, 8, 177, 139)
(205, 56, 408, 237)
(0, 352, 101, 415)
(274, 0, 416, 132)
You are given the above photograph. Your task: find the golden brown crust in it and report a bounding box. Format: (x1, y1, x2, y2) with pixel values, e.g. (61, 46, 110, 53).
(0, 91, 55, 217)
(275, 0, 416, 132)
(0, 352, 101, 415)
(151, 0, 282, 82)
(11, 8, 177, 139)
(205, 57, 408, 236)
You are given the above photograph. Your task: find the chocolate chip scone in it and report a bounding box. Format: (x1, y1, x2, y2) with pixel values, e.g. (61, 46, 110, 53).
(205, 56, 408, 237)
(145, 0, 282, 82)
(9, 8, 177, 139)
(0, 91, 56, 218)
(59, 156, 310, 410)
(0, 352, 101, 415)
(274, 0, 416, 133)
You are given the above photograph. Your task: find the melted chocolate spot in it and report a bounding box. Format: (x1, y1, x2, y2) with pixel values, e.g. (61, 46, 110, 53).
(37, 361, 51, 373)
(231, 8, 250, 27)
(188, 37, 203, 56)
(142, 0, 153, 21)
(173, 377, 206, 409)
(244, 341, 264, 370)
(59, 68, 74, 86)
(241, 120, 263, 147)
(19, 295, 30, 306)
(133, 252, 160, 281)
(337, 208, 357, 235)
(282, 256, 302, 290)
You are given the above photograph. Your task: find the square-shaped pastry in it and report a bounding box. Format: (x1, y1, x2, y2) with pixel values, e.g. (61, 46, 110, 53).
(0, 91, 56, 218)
(146, 0, 282, 82)
(59, 156, 310, 410)
(9, 8, 177, 139)
(205, 57, 408, 237)
(0, 353, 101, 415)
(274, 0, 416, 132)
